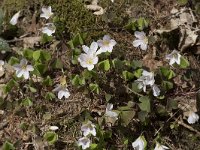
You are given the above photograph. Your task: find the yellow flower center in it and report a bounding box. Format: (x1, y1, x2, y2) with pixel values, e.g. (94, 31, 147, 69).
(103, 40, 110, 46)
(144, 37, 148, 44)
(86, 58, 93, 65)
(60, 76, 67, 86)
(22, 65, 27, 70)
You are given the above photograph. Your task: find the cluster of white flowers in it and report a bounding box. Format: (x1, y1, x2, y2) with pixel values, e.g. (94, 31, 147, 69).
(135, 70, 160, 97)
(40, 6, 56, 36)
(77, 121, 96, 149)
(78, 35, 116, 70)
(132, 135, 169, 150)
(9, 6, 55, 36)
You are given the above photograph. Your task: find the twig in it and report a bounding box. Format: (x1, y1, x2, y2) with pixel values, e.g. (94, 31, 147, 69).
(125, 86, 144, 97)
(178, 118, 200, 136)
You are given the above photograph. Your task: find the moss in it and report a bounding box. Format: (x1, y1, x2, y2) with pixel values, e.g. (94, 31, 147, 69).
(44, 0, 96, 37)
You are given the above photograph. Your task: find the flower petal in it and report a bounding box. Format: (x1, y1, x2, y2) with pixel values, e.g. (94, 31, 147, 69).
(26, 65, 34, 71)
(58, 91, 65, 99)
(82, 45, 89, 53)
(10, 11, 20, 25)
(140, 43, 148, 51)
(90, 42, 98, 52)
(133, 40, 144, 48)
(134, 31, 145, 39)
(23, 71, 30, 79)
(87, 64, 94, 71)
(152, 84, 160, 97)
(103, 35, 111, 41)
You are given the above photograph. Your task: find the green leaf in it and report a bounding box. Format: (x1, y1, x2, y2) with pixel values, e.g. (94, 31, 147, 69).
(132, 82, 142, 93)
(162, 81, 173, 91)
(8, 57, 19, 66)
(167, 99, 178, 111)
(160, 67, 176, 79)
(33, 50, 41, 61)
(134, 69, 143, 78)
(105, 93, 112, 102)
(179, 56, 189, 68)
(72, 33, 84, 47)
(122, 71, 134, 81)
(43, 131, 58, 145)
(52, 59, 63, 69)
(89, 83, 100, 94)
(45, 92, 56, 101)
(138, 111, 148, 122)
(90, 144, 98, 150)
(71, 75, 80, 86)
(41, 51, 51, 62)
(67, 40, 74, 49)
(124, 19, 137, 31)
(2, 141, 15, 150)
(131, 60, 142, 69)
(4, 79, 18, 93)
(120, 110, 135, 126)
(138, 96, 151, 112)
(82, 70, 93, 79)
(140, 136, 147, 148)
(112, 58, 124, 69)
(98, 59, 110, 71)
(177, 0, 188, 5)
(29, 87, 37, 93)
(156, 105, 168, 116)
(33, 63, 47, 75)
(23, 49, 33, 60)
(43, 76, 53, 86)
(137, 17, 149, 30)
(21, 98, 33, 107)
(41, 34, 53, 43)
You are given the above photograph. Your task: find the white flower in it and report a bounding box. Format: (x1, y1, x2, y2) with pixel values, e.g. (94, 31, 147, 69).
(41, 23, 56, 36)
(97, 35, 117, 54)
(78, 42, 99, 70)
(49, 126, 59, 131)
(81, 121, 96, 137)
(53, 84, 70, 99)
(187, 111, 199, 124)
(13, 59, 34, 79)
(166, 50, 181, 66)
(152, 84, 160, 97)
(154, 143, 169, 150)
(77, 137, 91, 150)
(40, 6, 53, 19)
(111, 0, 114, 2)
(133, 31, 148, 51)
(136, 70, 155, 92)
(10, 11, 21, 25)
(0, 60, 5, 71)
(132, 136, 146, 150)
(105, 103, 118, 120)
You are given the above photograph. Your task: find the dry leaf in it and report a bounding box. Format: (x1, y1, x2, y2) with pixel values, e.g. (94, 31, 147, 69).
(23, 36, 41, 48)
(142, 52, 163, 71)
(179, 28, 198, 51)
(85, 0, 105, 15)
